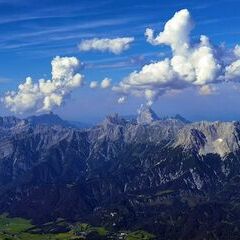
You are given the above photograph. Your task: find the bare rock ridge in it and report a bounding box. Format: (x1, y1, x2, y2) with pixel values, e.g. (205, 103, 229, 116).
(173, 121, 240, 157)
(137, 104, 160, 124)
(1, 108, 239, 158)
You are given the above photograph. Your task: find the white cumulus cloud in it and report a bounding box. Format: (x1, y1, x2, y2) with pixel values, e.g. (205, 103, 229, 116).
(145, 9, 194, 52)
(117, 96, 127, 104)
(234, 45, 240, 57)
(101, 78, 111, 89)
(198, 85, 217, 96)
(114, 9, 240, 104)
(89, 81, 98, 89)
(3, 56, 84, 114)
(78, 37, 134, 54)
(225, 60, 240, 80)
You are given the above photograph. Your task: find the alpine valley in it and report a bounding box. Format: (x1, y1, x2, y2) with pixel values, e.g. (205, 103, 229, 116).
(0, 106, 240, 239)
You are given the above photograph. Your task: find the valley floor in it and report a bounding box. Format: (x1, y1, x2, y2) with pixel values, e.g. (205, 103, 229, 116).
(0, 214, 155, 240)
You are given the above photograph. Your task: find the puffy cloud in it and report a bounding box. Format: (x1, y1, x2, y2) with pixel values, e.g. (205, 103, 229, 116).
(114, 9, 240, 104)
(224, 45, 240, 80)
(234, 45, 240, 57)
(144, 89, 158, 106)
(89, 81, 98, 89)
(3, 56, 84, 114)
(78, 37, 134, 54)
(225, 60, 240, 80)
(89, 78, 112, 89)
(101, 78, 111, 89)
(117, 96, 127, 104)
(145, 9, 194, 52)
(199, 85, 217, 96)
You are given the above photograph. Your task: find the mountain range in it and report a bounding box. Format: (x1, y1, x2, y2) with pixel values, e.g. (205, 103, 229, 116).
(0, 107, 240, 239)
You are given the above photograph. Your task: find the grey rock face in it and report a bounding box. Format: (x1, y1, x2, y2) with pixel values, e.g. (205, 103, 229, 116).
(136, 105, 160, 124)
(173, 121, 240, 157)
(0, 116, 27, 129)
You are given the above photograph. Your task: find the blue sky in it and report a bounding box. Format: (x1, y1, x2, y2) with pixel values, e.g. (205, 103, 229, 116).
(0, 0, 240, 122)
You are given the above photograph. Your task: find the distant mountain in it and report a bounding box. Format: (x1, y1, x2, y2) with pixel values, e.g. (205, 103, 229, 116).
(171, 114, 191, 123)
(27, 112, 73, 127)
(0, 109, 240, 239)
(68, 120, 93, 129)
(27, 112, 90, 129)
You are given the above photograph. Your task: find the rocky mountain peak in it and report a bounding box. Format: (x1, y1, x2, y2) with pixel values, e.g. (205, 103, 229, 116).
(137, 105, 160, 124)
(172, 114, 190, 123)
(102, 113, 127, 126)
(27, 112, 73, 128)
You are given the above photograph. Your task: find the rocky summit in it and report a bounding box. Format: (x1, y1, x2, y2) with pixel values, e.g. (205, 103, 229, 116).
(137, 104, 160, 124)
(0, 108, 240, 239)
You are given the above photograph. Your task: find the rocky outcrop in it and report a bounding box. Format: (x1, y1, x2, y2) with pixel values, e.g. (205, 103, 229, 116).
(173, 121, 240, 157)
(137, 105, 160, 124)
